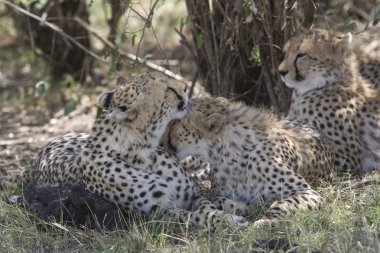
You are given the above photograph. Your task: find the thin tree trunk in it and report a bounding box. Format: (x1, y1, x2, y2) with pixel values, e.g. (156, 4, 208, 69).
(185, 0, 300, 113)
(9, 0, 92, 83)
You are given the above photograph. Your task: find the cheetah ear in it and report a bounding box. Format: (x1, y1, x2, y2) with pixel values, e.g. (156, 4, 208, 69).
(200, 113, 225, 135)
(98, 91, 114, 110)
(109, 108, 138, 123)
(333, 32, 352, 58)
(215, 97, 229, 103)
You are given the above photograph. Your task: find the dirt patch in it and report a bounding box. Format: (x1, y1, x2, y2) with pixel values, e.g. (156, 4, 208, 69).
(0, 103, 97, 177)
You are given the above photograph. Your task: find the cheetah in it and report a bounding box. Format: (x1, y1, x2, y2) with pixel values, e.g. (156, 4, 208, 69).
(352, 26, 380, 89)
(33, 74, 247, 228)
(278, 28, 380, 174)
(164, 96, 334, 225)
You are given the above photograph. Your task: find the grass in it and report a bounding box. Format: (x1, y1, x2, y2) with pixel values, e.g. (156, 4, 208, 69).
(0, 2, 379, 252)
(0, 173, 379, 252)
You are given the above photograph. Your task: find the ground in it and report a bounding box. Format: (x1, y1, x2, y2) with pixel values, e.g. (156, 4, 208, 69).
(1, 3, 380, 253)
(0, 102, 96, 178)
(1, 46, 380, 253)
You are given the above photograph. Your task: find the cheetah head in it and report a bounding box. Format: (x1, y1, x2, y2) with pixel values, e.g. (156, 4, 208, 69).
(165, 97, 227, 160)
(278, 29, 352, 95)
(97, 74, 190, 138)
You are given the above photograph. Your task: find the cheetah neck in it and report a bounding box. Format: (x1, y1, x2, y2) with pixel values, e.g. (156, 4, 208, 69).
(292, 52, 366, 98)
(87, 114, 169, 157)
(87, 112, 175, 157)
(291, 79, 346, 101)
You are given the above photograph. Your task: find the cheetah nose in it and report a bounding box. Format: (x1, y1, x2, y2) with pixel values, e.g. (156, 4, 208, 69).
(279, 70, 288, 77)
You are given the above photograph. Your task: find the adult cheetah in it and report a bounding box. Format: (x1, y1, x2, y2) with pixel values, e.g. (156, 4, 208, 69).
(279, 29, 380, 174)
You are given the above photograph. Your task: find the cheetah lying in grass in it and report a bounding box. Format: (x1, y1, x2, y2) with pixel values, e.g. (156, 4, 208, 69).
(279, 28, 380, 174)
(29, 74, 247, 228)
(165, 96, 334, 225)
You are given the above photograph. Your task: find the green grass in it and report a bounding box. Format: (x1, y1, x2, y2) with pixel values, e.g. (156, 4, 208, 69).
(0, 174, 379, 253)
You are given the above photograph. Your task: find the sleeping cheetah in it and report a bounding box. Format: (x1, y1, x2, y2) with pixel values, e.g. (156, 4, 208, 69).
(33, 74, 247, 228)
(278, 28, 380, 174)
(165, 96, 334, 225)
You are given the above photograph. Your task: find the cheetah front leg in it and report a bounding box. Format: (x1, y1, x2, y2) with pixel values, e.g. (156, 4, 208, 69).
(181, 194, 248, 229)
(211, 195, 251, 216)
(180, 156, 211, 182)
(254, 188, 324, 226)
(180, 156, 209, 171)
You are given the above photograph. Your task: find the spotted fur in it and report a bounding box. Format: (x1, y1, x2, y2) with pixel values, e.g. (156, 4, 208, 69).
(279, 28, 380, 174)
(33, 74, 247, 228)
(352, 26, 380, 90)
(165, 97, 334, 225)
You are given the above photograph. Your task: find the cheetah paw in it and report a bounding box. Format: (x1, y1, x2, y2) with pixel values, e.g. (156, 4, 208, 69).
(8, 195, 22, 205)
(253, 218, 279, 227)
(225, 214, 248, 227)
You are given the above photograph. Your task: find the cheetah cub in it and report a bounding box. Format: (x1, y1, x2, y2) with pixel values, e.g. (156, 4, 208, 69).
(165, 97, 334, 225)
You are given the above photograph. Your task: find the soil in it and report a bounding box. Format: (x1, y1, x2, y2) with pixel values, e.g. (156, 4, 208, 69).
(0, 38, 102, 178)
(0, 102, 97, 177)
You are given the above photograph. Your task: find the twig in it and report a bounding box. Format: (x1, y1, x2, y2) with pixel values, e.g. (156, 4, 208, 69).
(134, 0, 160, 63)
(343, 179, 380, 190)
(213, 0, 234, 29)
(209, 2, 221, 94)
(0, 0, 104, 62)
(73, 17, 187, 82)
(73, 17, 114, 48)
(0, 139, 35, 146)
(173, 28, 196, 58)
(231, 81, 259, 101)
(3, 0, 192, 84)
(344, 1, 373, 23)
(261, 66, 280, 109)
(188, 71, 198, 99)
(128, 5, 148, 22)
(147, 0, 160, 26)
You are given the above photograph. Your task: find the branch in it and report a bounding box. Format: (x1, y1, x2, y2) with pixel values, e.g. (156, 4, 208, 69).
(344, 2, 373, 23)
(173, 28, 196, 58)
(0, 0, 105, 62)
(134, 0, 160, 63)
(2, 0, 189, 83)
(188, 71, 198, 99)
(344, 179, 380, 190)
(73, 17, 187, 82)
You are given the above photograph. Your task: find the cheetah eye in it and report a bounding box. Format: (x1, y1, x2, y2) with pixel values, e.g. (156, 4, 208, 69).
(295, 53, 307, 61)
(119, 106, 128, 112)
(167, 87, 181, 100)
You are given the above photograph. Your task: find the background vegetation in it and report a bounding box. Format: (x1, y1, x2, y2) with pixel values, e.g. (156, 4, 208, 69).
(0, 0, 380, 252)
